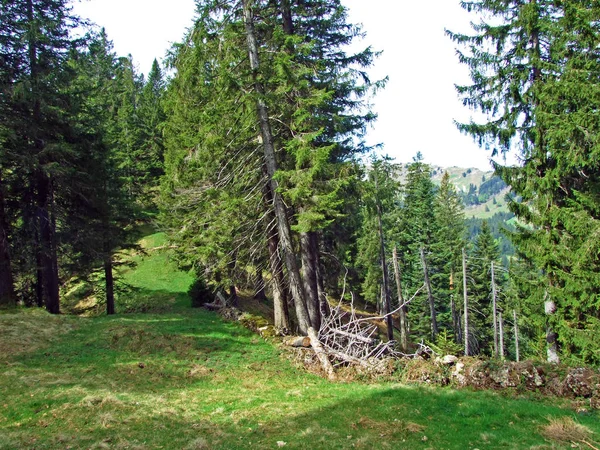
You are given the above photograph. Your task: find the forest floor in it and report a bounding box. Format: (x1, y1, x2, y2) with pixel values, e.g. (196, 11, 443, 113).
(1, 232, 599, 449)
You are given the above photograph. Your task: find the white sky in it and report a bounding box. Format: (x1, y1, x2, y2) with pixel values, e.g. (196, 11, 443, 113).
(71, 0, 497, 170)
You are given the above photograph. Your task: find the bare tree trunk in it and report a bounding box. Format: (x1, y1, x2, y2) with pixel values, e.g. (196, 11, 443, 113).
(301, 231, 320, 330)
(498, 311, 505, 360)
(513, 309, 520, 362)
(420, 247, 438, 340)
(243, 0, 310, 333)
(263, 172, 290, 330)
(371, 166, 393, 341)
(462, 248, 469, 356)
(267, 223, 290, 330)
(392, 246, 408, 350)
(315, 246, 330, 317)
(491, 262, 499, 358)
(307, 327, 335, 381)
(0, 172, 15, 306)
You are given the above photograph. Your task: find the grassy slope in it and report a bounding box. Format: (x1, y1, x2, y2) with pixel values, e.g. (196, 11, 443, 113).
(431, 166, 511, 220)
(1, 233, 598, 449)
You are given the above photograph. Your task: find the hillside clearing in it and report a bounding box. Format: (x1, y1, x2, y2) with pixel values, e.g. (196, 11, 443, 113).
(1, 233, 599, 449)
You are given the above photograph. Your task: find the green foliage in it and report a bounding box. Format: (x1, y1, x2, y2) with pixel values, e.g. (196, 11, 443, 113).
(452, 0, 600, 363)
(428, 330, 463, 357)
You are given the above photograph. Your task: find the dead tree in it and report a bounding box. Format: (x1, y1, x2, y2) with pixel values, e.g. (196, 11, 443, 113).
(392, 246, 408, 351)
(420, 247, 438, 340)
(513, 309, 520, 362)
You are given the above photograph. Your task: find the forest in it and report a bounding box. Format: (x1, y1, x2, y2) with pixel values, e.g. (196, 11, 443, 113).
(2, 0, 600, 381)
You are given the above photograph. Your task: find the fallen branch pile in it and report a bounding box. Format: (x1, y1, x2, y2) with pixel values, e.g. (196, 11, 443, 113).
(318, 303, 399, 368)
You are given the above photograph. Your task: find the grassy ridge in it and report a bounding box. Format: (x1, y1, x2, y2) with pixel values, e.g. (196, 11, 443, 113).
(1, 233, 598, 449)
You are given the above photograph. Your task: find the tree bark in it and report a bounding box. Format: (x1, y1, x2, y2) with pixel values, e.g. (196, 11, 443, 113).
(266, 198, 290, 330)
(307, 326, 336, 381)
(301, 231, 320, 330)
(262, 168, 290, 330)
(392, 246, 408, 350)
(0, 172, 15, 306)
(243, 0, 310, 333)
(315, 247, 329, 317)
(420, 247, 438, 340)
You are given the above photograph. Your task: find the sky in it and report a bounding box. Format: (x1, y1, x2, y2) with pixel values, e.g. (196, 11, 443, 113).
(71, 0, 498, 171)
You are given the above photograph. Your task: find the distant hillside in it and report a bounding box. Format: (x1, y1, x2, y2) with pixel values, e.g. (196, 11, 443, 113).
(396, 164, 511, 220)
(430, 166, 511, 220)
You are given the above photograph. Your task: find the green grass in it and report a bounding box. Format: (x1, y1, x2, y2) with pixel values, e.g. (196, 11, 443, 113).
(1, 231, 598, 449)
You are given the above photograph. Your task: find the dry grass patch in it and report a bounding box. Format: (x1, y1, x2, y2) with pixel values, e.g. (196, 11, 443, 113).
(541, 416, 596, 447)
(0, 309, 77, 360)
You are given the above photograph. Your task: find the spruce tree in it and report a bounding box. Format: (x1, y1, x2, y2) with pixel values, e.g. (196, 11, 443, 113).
(162, 0, 380, 333)
(395, 154, 439, 339)
(0, 0, 84, 312)
(451, 0, 600, 363)
(469, 221, 501, 355)
(432, 171, 466, 342)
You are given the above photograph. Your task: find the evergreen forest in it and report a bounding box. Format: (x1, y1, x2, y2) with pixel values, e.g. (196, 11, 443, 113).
(3, 1, 600, 446)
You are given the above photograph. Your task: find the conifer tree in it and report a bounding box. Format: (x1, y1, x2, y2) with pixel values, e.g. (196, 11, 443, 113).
(162, 0, 380, 333)
(432, 171, 466, 341)
(0, 0, 85, 312)
(395, 154, 439, 338)
(451, 0, 600, 363)
(469, 221, 501, 355)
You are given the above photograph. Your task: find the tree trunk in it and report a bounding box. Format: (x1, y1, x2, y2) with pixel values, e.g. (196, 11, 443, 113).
(491, 261, 499, 358)
(307, 326, 336, 381)
(301, 231, 320, 330)
(315, 248, 330, 317)
(265, 188, 290, 330)
(513, 309, 520, 362)
(420, 247, 438, 340)
(280, 0, 294, 34)
(34, 227, 44, 307)
(0, 172, 15, 306)
(392, 246, 408, 350)
(104, 247, 115, 315)
(498, 311, 505, 360)
(545, 296, 560, 363)
(243, 0, 310, 333)
(373, 172, 393, 341)
(462, 248, 469, 356)
(37, 173, 59, 314)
